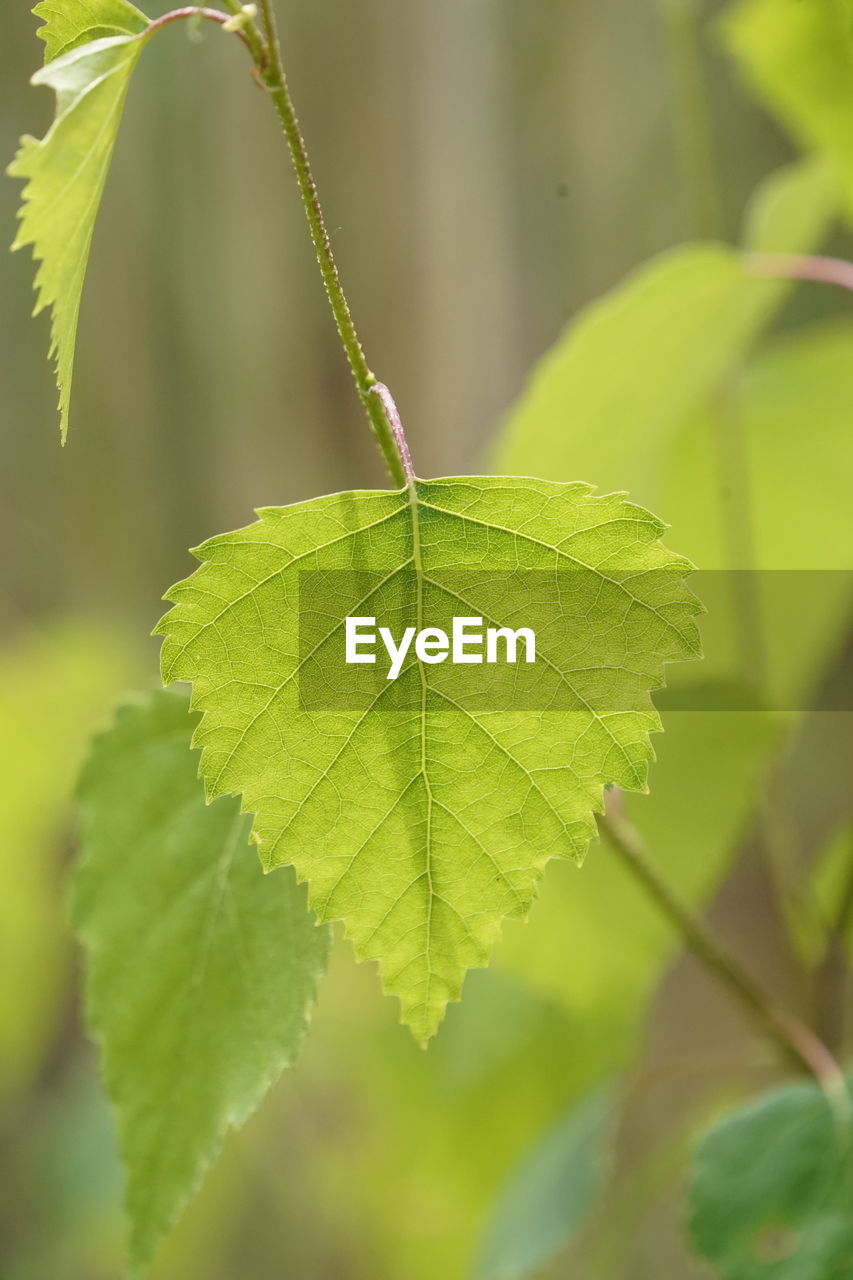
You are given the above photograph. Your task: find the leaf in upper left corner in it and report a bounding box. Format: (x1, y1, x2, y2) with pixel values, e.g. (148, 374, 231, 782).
(8, 0, 151, 441)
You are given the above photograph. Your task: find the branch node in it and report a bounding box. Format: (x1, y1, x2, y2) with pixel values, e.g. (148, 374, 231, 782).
(224, 4, 258, 33)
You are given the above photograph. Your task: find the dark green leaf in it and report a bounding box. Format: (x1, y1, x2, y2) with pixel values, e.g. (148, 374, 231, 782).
(689, 1081, 853, 1279)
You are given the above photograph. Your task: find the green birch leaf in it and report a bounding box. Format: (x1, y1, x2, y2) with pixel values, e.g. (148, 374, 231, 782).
(73, 688, 329, 1275)
(157, 477, 701, 1044)
(8, 0, 152, 441)
(688, 1081, 853, 1279)
(724, 0, 853, 217)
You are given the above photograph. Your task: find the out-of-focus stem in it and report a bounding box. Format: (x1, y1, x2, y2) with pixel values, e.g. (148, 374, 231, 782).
(597, 806, 851, 1124)
(659, 0, 722, 240)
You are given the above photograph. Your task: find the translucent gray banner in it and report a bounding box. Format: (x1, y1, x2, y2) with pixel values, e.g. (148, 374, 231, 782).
(297, 570, 853, 712)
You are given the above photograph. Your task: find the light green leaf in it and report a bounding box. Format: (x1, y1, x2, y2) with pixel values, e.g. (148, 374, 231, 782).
(688, 1081, 853, 1279)
(724, 0, 853, 217)
(660, 318, 853, 705)
(33, 0, 150, 60)
(474, 1087, 616, 1280)
(9, 0, 151, 441)
(158, 477, 701, 1044)
(496, 245, 755, 503)
(494, 159, 836, 513)
(73, 688, 329, 1275)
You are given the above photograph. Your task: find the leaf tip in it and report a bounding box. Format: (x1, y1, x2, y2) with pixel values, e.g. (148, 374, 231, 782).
(405, 1010, 442, 1050)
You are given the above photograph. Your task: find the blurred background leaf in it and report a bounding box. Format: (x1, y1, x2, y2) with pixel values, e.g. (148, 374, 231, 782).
(724, 0, 853, 218)
(0, 623, 138, 1107)
(494, 159, 837, 502)
(474, 1085, 617, 1280)
(688, 1079, 853, 1279)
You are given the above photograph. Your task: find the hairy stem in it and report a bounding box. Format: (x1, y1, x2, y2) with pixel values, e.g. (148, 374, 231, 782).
(597, 806, 851, 1120)
(255, 0, 410, 487)
(147, 5, 410, 484)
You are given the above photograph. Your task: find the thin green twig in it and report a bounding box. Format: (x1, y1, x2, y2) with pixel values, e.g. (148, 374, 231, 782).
(255, 0, 409, 487)
(147, 4, 410, 485)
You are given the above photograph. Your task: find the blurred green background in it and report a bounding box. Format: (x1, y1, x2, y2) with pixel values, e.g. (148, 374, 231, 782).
(2, 1, 853, 1278)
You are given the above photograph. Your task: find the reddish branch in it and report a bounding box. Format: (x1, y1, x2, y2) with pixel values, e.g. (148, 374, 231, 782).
(748, 253, 853, 293)
(146, 7, 253, 55)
